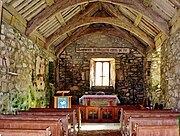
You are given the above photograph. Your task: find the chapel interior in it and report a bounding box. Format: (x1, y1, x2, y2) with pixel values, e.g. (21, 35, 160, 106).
(0, 0, 180, 135)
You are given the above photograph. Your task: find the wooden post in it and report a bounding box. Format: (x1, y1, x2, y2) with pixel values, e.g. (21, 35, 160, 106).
(0, 0, 2, 35)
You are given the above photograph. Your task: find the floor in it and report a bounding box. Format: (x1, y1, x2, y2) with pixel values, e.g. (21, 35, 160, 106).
(80, 123, 120, 130)
(77, 123, 121, 136)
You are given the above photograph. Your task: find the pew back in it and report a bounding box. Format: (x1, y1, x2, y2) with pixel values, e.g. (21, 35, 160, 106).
(136, 125, 179, 136)
(0, 127, 51, 136)
(18, 110, 75, 135)
(129, 117, 179, 136)
(0, 114, 68, 136)
(0, 119, 61, 136)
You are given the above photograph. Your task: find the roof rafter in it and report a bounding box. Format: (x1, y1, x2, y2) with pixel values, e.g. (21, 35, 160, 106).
(55, 26, 89, 56)
(45, 2, 100, 49)
(46, 16, 155, 49)
(55, 27, 146, 56)
(26, 0, 169, 36)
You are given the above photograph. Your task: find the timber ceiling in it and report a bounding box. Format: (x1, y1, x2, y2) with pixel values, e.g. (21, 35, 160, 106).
(1, 0, 180, 56)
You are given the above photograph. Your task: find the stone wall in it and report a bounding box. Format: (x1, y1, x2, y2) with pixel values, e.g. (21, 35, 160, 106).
(146, 44, 161, 105)
(59, 34, 145, 105)
(0, 21, 56, 113)
(161, 30, 180, 110)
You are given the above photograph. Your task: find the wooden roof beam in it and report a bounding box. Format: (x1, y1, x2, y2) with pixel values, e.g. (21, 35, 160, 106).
(55, 27, 146, 56)
(26, 0, 169, 36)
(134, 14, 142, 27)
(102, 3, 155, 48)
(46, 16, 155, 49)
(143, 0, 152, 7)
(45, 0, 55, 6)
(56, 13, 66, 26)
(45, 2, 99, 49)
(3, 3, 27, 27)
(169, 0, 180, 8)
(55, 26, 89, 55)
(170, 9, 180, 34)
(154, 32, 167, 47)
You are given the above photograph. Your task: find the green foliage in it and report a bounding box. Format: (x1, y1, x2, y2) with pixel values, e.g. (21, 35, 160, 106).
(29, 86, 35, 101)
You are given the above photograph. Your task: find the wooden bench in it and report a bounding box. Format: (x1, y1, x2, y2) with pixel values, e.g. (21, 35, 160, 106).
(0, 119, 62, 136)
(121, 110, 180, 134)
(121, 110, 179, 130)
(136, 125, 179, 136)
(0, 114, 69, 136)
(129, 117, 179, 136)
(28, 107, 80, 130)
(18, 109, 76, 135)
(0, 127, 51, 136)
(121, 109, 172, 127)
(119, 106, 144, 131)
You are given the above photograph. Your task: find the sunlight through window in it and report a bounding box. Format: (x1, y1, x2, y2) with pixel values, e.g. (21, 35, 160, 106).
(95, 61, 110, 86)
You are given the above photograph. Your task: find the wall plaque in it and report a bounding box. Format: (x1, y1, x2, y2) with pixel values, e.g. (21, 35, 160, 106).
(76, 47, 130, 53)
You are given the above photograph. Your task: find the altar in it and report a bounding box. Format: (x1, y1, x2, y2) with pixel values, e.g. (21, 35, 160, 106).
(79, 95, 120, 106)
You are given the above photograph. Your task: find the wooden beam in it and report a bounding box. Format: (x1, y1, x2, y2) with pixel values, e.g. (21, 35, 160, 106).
(170, 9, 180, 34)
(55, 26, 89, 56)
(45, 0, 55, 6)
(56, 13, 66, 26)
(55, 27, 146, 56)
(170, 18, 180, 34)
(169, 0, 180, 8)
(0, 0, 2, 34)
(10, 15, 16, 26)
(45, 2, 99, 49)
(46, 16, 155, 49)
(103, 3, 155, 48)
(2, 0, 9, 4)
(80, 4, 86, 11)
(26, 0, 169, 36)
(134, 14, 142, 26)
(3, 3, 27, 27)
(154, 32, 163, 41)
(143, 0, 152, 7)
(6, 0, 16, 5)
(155, 32, 167, 47)
(31, 30, 46, 43)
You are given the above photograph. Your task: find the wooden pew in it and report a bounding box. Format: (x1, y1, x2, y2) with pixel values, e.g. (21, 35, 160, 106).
(28, 107, 80, 130)
(0, 127, 51, 136)
(0, 119, 62, 136)
(0, 114, 69, 136)
(18, 110, 76, 135)
(119, 106, 144, 132)
(129, 117, 179, 136)
(121, 109, 179, 133)
(121, 109, 172, 127)
(136, 125, 179, 136)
